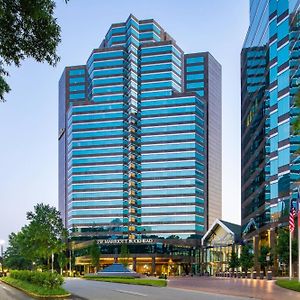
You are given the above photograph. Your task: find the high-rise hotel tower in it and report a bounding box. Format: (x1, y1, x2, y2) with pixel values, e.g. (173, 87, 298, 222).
(241, 0, 300, 253)
(59, 15, 222, 241)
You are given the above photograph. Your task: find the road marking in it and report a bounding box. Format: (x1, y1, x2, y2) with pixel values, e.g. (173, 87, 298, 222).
(114, 289, 148, 297)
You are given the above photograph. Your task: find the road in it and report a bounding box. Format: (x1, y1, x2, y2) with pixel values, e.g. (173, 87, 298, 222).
(0, 280, 32, 300)
(64, 278, 254, 300)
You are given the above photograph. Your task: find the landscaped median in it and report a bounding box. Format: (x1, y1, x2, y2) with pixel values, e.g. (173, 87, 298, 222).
(276, 279, 300, 292)
(83, 275, 167, 287)
(0, 270, 71, 298)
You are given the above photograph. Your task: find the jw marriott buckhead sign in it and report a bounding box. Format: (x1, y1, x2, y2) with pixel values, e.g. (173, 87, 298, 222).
(97, 239, 154, 245)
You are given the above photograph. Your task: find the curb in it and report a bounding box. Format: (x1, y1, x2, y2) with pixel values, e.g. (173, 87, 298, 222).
(0, 278, 71, 299)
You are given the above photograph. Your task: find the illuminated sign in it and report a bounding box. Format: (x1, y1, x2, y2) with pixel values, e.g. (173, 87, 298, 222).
(97, 239, 154, 245)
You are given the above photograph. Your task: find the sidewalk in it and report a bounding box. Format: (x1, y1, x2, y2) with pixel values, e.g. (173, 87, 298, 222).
(168, 276, 300, 300)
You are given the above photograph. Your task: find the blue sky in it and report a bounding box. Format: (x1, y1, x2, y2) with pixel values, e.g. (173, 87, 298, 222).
(0, 0, 249, 244)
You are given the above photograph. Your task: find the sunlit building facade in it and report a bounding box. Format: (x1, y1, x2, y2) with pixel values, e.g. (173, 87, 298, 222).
(59, 15, 222, 274)
(241, 0, 300, 264)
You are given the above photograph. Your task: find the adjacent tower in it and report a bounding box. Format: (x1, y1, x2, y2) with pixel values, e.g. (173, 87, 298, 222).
(241, 1, 300, 251)
(59, 15, 222, 241)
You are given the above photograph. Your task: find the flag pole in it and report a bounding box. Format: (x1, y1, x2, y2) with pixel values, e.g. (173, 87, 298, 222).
(290, 229, 292, 280)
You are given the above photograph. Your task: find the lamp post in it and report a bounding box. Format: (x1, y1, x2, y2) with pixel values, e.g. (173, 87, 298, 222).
(0, 240, 5, 274)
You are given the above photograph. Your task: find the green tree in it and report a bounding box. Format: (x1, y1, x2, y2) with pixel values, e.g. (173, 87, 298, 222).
(25, 203, 68, 268)
(0, 0, 68, 101)
(239, 245, 254, 273)
(228, 248, 240, 272)
(89, 240, 101, 273)
(119, 244, 130, 267)
(5, 204, 68, 271)
(58, 252, 68, 275)
(292, 90, 300, 134)
(276, 228, 298, 266)
(4, 232, 32, 270)
(258, 245, 273, 273)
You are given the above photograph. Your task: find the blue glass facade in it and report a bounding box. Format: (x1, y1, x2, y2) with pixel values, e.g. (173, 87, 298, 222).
(59, 15, 222, 241)
(241, 1, 300, 241)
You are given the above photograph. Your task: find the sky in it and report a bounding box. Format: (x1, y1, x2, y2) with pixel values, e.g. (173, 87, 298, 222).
(0, 0, 249, 246)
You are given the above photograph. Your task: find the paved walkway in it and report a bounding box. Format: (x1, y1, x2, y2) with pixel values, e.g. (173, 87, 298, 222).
(168, 276, 300, 300)
(64, 278, 252, 300)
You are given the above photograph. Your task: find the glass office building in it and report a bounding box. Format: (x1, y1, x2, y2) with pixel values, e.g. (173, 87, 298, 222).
(241, 0, 300, 261)
(59, 15, 221, 273)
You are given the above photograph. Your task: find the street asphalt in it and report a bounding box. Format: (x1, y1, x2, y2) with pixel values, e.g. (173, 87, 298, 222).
(64, 278, 255, 300)
(0, 280, 32, 300)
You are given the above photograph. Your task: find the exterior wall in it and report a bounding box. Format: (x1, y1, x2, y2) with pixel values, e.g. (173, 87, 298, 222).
(207, 54, 222, 228)
(140, 94, 206, 238)
(184, 53, 222, 229)
(241, 1, 300, 242)
(59, 14, 222, 240)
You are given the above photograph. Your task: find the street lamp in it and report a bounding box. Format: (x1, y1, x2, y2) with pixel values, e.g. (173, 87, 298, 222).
(0, 240, 5, 274)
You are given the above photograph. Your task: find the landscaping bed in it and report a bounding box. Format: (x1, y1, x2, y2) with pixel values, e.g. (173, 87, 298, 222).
(276, 279, 300, 292)
(83, 275, 167, 287)
(0, 270, 70, 298)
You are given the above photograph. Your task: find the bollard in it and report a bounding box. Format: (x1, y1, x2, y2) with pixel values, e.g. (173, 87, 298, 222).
(242, 272, 246, 278)
(247, 272, 251, 279)
(259, 271, 264, 279)
(237, 272, 241, 278)
(252, 271, 257, 279)
(267, 270, 272, 280)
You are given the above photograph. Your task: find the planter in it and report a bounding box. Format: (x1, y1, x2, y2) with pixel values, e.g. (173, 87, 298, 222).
(252, 271, 257, 279)
(242, 272, 246, 278)
(237, 272, 241, 278)
(247, 272, 251, 279)
(267, 270, 272, 280)
(259, 271, 264, 279)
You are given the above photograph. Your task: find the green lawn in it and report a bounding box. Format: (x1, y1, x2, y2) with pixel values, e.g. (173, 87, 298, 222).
(83, 276, 167, 287)
(0, 277, 70, 297)
(276, 279, 300, 292)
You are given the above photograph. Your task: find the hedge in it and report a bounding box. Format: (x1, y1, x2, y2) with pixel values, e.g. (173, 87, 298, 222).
(9, 270, 64, 289)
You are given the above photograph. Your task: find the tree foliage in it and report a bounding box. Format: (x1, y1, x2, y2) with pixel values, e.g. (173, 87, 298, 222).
(258, 245, 273, 271)
(89, 240, 100, 272)
(276, 228, 298, 265)
(4, 203, 68, 270)
(239, 245, 254, 272)
(0, 0, 66, 101)
(292, 90, 300, 135)
(228, 248, 240, 271)
(4, 232, 32, 270)
(119, 244, 130, 267)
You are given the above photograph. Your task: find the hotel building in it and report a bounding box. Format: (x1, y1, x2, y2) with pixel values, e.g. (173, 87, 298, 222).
(59, 15, 222, 274)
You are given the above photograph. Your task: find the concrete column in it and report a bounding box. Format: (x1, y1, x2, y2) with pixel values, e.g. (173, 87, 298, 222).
(151, 257, 156, 275)
(270, 228, 277, 274)
(253, 235, 259, 272)
(133, 257, 137, 272)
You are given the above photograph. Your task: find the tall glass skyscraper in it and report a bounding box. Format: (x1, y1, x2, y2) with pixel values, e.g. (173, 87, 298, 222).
(59, 15, 222, 242)
(241, 0, 300, 253)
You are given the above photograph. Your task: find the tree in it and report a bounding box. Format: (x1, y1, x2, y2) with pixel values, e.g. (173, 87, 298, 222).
(119, 244, 130, 267)
(239, 245, 254, 273)
(292, 90, 300, 134)
(25, 203, 68, 268)
(0, 0, 68, 101)
(258, 245, 273, 273)
(89, 240, 100, 273)
(4, 232, 32, 270)
(276, 228, 298, 266)
(58, 252, 68, 275)
(228, 247, 240, 272)
(4, 203, 68, 271)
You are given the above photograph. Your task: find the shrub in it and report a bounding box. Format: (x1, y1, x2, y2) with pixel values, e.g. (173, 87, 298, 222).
(10, 270, 64, 289)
